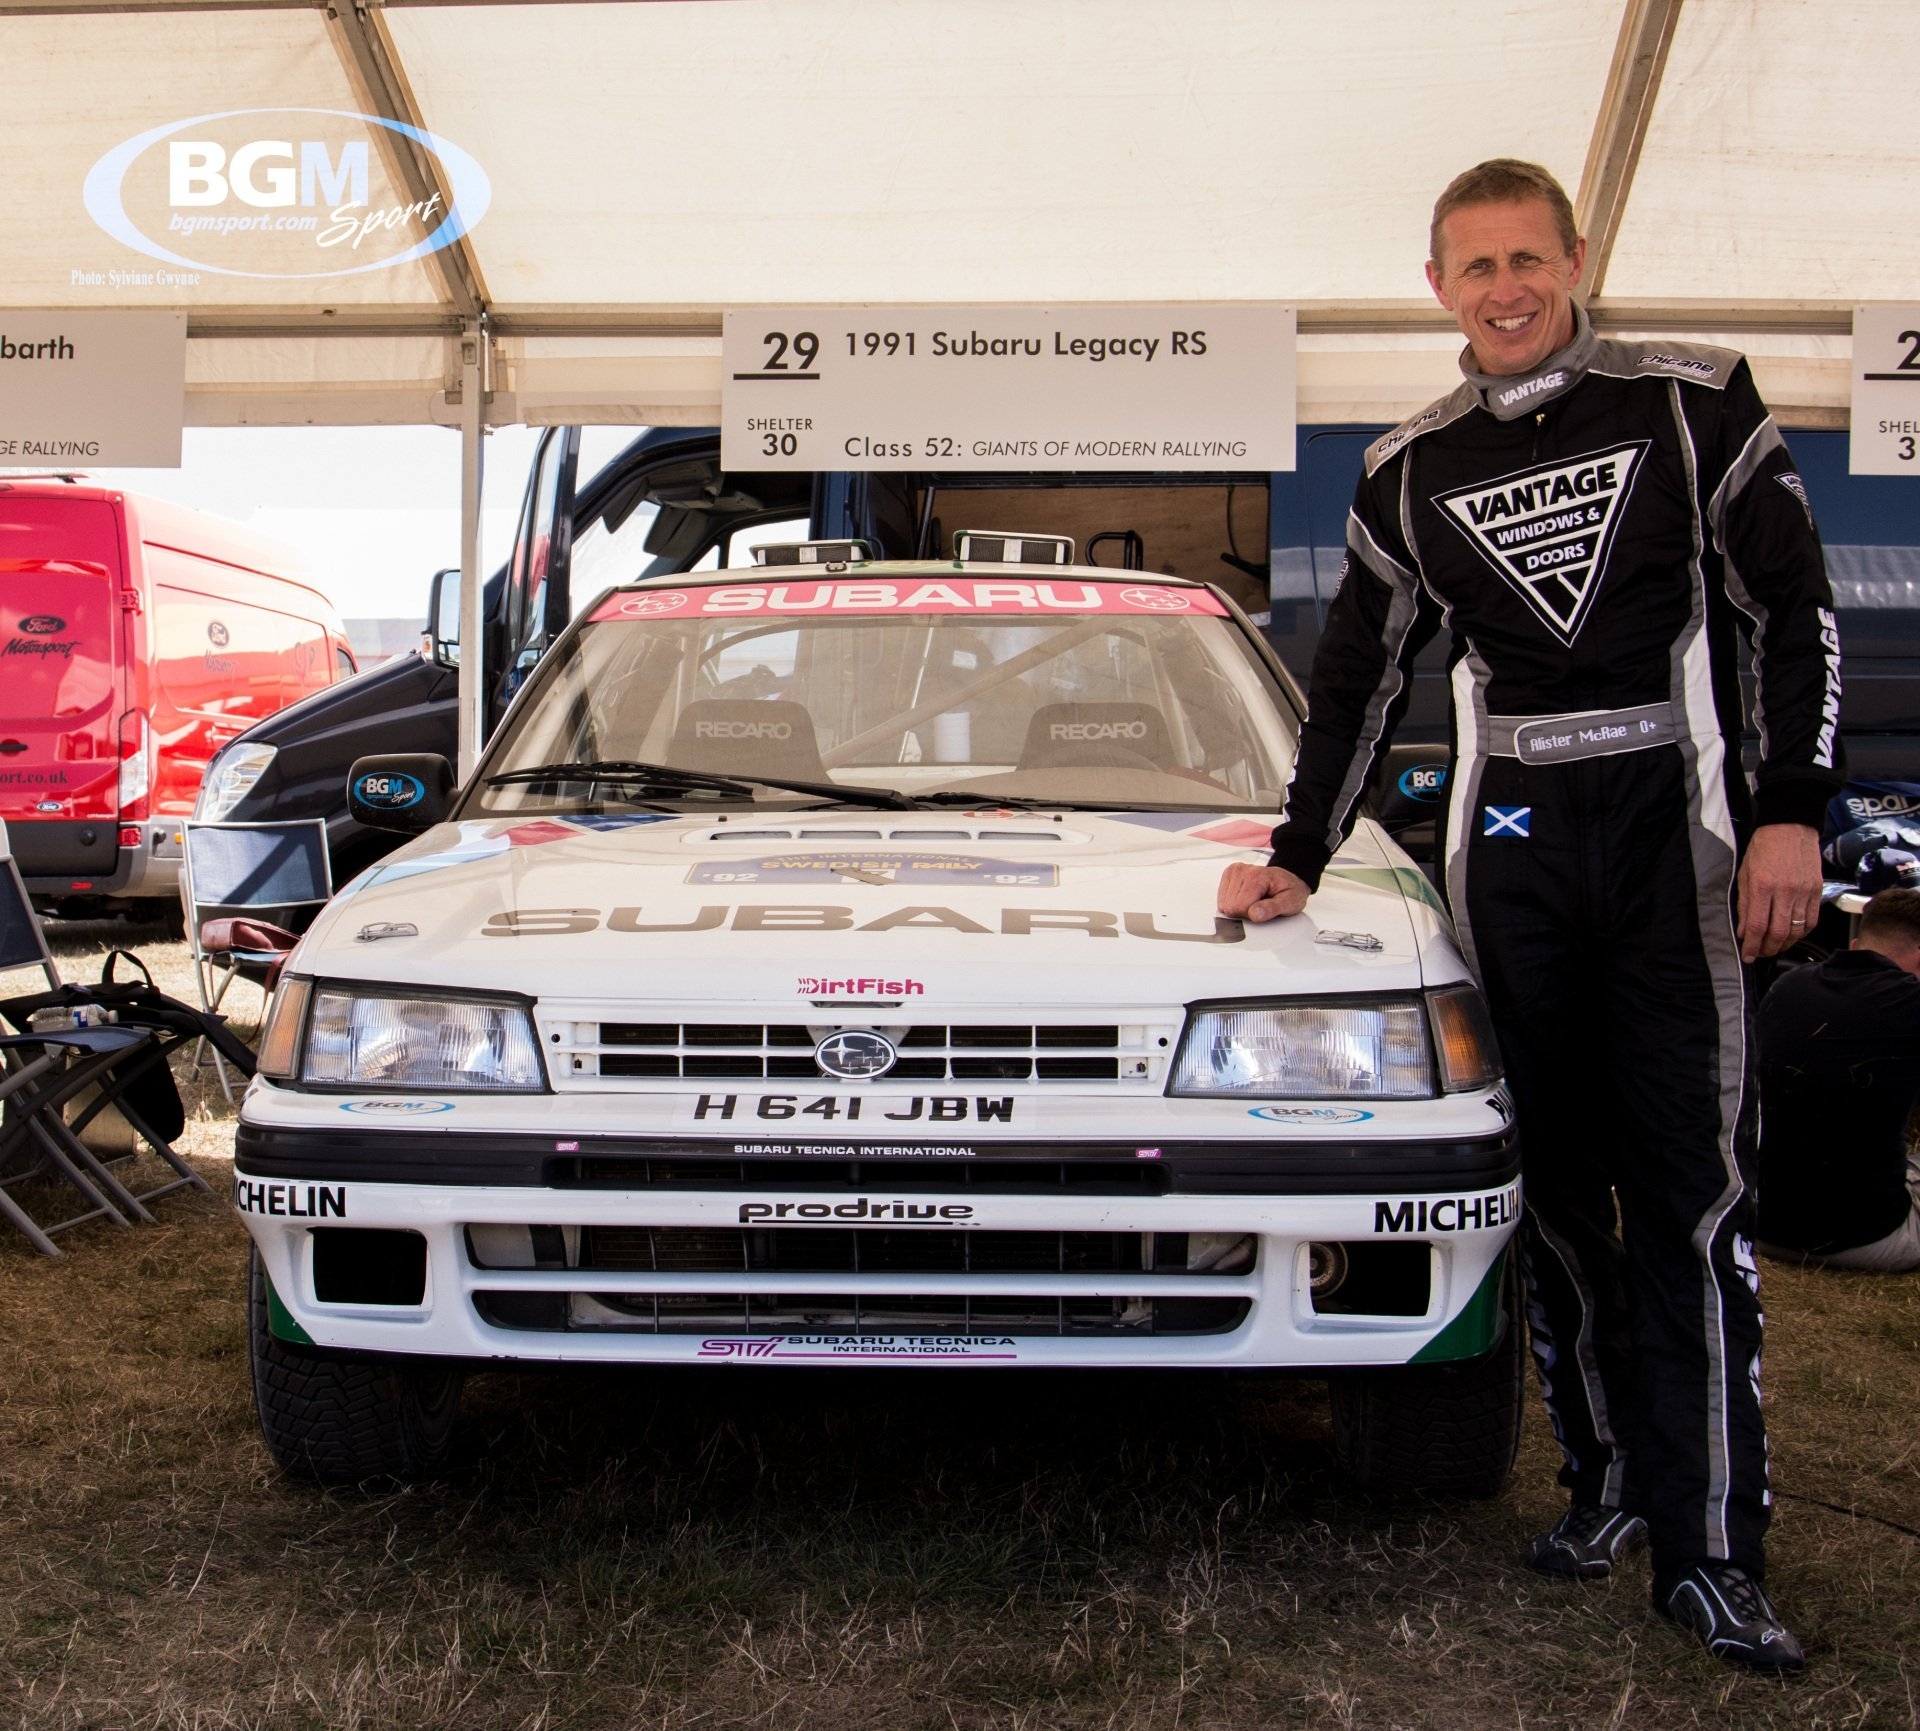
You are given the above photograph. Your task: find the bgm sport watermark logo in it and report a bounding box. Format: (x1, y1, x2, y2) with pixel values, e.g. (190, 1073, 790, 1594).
(82, 108, 489, 280)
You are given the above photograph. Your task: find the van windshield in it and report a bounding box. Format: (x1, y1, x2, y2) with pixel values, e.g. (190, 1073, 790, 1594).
(472, 576, 1296, 814)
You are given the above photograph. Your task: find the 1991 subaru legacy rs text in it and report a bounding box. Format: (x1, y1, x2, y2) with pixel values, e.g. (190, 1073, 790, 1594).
(235, 536, 1525, 1490)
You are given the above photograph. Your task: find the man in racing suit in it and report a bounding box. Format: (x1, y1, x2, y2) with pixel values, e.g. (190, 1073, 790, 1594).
(1221, 160, 1839, 1671)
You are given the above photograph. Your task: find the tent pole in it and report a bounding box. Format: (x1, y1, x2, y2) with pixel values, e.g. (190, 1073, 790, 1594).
(456, 319, 486, 781)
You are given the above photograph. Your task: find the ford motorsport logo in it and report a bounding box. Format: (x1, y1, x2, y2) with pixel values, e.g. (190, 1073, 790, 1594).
(84, 109, 490, 279)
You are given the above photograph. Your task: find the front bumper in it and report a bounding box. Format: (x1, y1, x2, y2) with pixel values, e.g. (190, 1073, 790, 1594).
(22, 825, 182, 901)
(235, 1119, 1521, 1371)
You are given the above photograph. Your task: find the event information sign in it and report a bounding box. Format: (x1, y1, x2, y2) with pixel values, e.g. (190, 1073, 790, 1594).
(0, 311, 186, 467)
(1851, 305, 1920, 475)
(721, 305, 1294, 473)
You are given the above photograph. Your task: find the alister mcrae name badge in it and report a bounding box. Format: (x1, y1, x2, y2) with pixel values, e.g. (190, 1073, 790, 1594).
(1436, 441, 1647, 645)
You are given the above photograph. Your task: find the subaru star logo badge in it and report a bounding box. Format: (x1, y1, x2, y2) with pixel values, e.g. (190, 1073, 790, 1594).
(815, 1029, 898, 1080)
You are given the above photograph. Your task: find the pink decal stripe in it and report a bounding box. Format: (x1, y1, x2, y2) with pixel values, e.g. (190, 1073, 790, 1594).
(590, 580, 1226, 622)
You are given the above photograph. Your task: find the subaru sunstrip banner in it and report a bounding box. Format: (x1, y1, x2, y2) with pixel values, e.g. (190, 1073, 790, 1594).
(588, 579, 1232, 622)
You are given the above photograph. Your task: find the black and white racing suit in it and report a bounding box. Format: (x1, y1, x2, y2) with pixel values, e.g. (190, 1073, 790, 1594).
(1268, 307, 1843, 1582)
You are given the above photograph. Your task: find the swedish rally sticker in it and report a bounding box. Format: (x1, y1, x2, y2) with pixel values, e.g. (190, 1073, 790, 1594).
(688, 853, 1057, 886)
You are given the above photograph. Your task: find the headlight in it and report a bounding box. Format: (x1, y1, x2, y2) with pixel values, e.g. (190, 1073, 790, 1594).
(298, 987, 545, 1091)
(1169, 999, 1433, 1098)
(196, 743, 277, 822)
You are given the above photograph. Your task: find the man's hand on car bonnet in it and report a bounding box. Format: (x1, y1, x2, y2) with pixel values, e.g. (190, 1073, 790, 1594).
(1217, 863, 1311, 924)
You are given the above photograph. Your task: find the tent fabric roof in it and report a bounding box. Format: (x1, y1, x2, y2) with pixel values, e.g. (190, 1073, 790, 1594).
(2, 0, 1904, 430)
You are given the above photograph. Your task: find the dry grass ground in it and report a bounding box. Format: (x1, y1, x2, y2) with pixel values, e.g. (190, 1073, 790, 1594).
(1, 916, 1916, 1729)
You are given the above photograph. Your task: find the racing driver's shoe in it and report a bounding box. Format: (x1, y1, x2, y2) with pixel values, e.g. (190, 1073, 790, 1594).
(1659, 1562, 1806, 1672)
(1528, 1503, 1648, 1579)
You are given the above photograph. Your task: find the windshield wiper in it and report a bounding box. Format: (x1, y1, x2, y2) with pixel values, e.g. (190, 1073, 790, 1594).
(483, 759, 917, 810)
(897, 790, 1073, 811)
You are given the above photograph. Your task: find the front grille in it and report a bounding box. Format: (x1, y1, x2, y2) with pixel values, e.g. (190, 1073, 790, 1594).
(578, 1225, 1176, 1274)
(549, 1016, 1175, 1087)
(550, 1157, 1171, 1194)
(474, 1291, 1251, 1338)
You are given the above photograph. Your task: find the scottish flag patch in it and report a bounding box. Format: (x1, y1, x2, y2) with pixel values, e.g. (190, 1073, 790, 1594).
(1483, 805, 1532, 837)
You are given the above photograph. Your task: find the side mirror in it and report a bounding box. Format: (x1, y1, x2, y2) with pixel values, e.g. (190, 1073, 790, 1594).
(427, 567, 461, 669)
(347, 754, 454, 835)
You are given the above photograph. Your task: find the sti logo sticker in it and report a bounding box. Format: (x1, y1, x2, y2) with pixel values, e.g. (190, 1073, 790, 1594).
(1436, 442, 1647, 644)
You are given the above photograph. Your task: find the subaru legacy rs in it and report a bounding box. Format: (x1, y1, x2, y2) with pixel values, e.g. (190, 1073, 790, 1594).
(236, 536, 1523, 1490)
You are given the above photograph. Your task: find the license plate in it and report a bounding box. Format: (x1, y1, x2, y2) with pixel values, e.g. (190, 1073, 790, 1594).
(675, 1091, 1016, 1127)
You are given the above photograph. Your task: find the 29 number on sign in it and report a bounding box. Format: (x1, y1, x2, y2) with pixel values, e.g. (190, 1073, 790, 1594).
(1897, 331, 1920, 461)
(759, 330, 818, 376)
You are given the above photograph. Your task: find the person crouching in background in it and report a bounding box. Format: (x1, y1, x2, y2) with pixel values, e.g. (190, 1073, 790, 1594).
(1757, 887, 1920, 1272)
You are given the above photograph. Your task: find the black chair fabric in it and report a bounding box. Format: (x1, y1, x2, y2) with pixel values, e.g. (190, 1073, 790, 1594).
(1017, 702, 1174, 770)
(666, 700, 830, 781)
(0, 855, 56, 978)
(185, 822, 331, 909)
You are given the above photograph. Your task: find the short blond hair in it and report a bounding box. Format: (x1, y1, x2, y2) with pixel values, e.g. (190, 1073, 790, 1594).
(1430, 159, 1580, 265)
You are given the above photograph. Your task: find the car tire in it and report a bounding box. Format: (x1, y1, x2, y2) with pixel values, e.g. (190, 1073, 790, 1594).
(1328, 1251, 1526, 1497)
(247, 1244, 464, 1487)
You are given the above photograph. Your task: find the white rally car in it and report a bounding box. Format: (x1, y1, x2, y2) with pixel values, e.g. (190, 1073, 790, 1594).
(237, 536, 1523, 1489)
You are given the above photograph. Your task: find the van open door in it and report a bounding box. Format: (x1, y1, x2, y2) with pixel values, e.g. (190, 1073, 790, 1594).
(491, 425, 581, 732)
(485, 428, 813, 734)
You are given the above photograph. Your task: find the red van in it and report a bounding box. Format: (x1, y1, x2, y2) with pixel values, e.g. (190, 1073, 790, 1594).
(0, 476, 354, 922)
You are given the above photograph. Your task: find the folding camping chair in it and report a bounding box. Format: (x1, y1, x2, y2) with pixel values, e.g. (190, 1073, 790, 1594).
(182, 819, 331, 1098)
(0, 855, 211, 1255)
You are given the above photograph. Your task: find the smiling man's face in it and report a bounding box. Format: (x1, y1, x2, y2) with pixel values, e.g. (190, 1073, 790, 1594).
(1426, 198, 1588, 378)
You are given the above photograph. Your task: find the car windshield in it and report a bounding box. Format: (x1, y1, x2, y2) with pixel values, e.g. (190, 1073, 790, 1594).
(469, 572, 1297, 815)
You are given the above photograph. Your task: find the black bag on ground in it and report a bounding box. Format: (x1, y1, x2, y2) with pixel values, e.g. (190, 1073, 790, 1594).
(0, 950, 258, 1147)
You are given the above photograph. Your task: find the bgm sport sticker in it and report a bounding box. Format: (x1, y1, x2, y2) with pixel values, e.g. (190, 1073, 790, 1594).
(1249, 1105, 1374, 1126)
(83, 108, 490, 280)
(1436, 442, 1647, 644)
(338, 1099, 455, 1115)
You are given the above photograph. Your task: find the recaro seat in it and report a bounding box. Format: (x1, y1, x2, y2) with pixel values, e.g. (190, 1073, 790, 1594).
(666, 700, 829, 781)
(1017, 702, 1174, 771)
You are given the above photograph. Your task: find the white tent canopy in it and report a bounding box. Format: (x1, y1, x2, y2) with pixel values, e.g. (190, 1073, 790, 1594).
(1, 0, 1903, 432)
